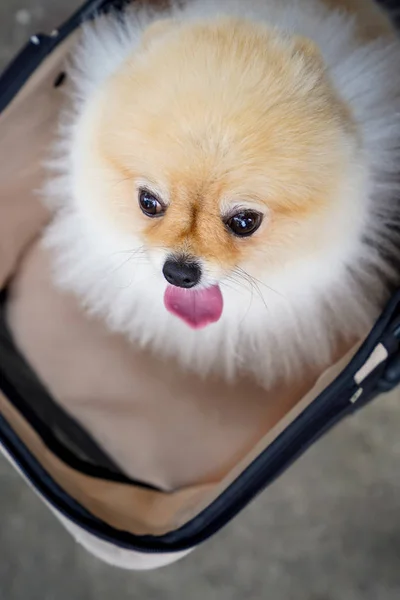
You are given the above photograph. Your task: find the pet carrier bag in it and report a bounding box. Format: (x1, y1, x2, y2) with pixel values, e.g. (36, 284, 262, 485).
(0, 0, 399, 571)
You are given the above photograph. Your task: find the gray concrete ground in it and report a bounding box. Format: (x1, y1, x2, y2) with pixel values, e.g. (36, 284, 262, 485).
(1, 2, 400, 599)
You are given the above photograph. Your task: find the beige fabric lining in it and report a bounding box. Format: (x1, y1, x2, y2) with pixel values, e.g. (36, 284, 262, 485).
(0, 35, 78, 289)
(0, 392, 214, 536)
(0, 337, 359, 536)
(7, 243, 318, 491)
(0, 0, 392, 536)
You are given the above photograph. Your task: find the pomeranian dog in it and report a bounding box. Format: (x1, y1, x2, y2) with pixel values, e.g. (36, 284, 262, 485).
(43, 0, 400, 388)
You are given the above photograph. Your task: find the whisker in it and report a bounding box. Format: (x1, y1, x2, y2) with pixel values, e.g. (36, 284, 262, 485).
(120, 272, 157, 289)
(220, 281, 239, 294)
(235, 266, 284, 298)
(105, 246, 147, 280)
(223, 274, 249, 294)
(233, 267, 270, 315)
(223, 272, 256, 325)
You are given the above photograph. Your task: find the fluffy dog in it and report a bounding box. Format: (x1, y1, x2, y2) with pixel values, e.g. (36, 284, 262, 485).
(43, 0, 400, 388)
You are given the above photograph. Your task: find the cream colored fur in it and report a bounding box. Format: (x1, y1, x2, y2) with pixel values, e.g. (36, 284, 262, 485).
(42, 0, 400, 388)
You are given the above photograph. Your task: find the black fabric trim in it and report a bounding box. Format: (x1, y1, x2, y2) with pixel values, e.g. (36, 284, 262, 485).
(0, 381, 362, 553)
(1, 289, 399, 552)
(0, 0, 117, 114)
(0, 293, 160, 490)
(0, 1, 397, 115)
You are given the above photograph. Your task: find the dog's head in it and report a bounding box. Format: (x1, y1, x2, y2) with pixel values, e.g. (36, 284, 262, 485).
(72, 17, 364, 329)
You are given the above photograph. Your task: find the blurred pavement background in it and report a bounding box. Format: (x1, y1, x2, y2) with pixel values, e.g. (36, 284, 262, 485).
(1, 2, 400, 599)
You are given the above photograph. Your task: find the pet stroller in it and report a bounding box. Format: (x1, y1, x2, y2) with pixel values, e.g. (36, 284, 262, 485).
(0, 0, 399, 571)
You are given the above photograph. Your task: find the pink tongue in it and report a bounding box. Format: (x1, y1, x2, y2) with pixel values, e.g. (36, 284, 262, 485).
(164, 285, 224, 329)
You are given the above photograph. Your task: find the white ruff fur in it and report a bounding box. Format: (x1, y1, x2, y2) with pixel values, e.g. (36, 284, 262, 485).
(42, 0, 400, 388)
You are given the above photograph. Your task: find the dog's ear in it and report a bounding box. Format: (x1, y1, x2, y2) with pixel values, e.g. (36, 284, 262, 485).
(289, 35, 327, 93)
(292, 35, 324, 69)
(141, 18, 176, 49)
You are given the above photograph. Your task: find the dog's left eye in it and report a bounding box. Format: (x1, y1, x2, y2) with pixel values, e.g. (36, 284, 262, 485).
(225, 210, 263, 237)
(139, 189, 165, 217)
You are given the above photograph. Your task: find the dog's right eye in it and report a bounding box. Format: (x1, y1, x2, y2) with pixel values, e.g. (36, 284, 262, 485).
(138, 189, 165, 217)
(225, 210, 263, 237)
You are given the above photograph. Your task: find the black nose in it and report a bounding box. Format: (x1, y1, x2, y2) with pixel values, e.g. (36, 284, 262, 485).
(163, 258, 201, 289)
